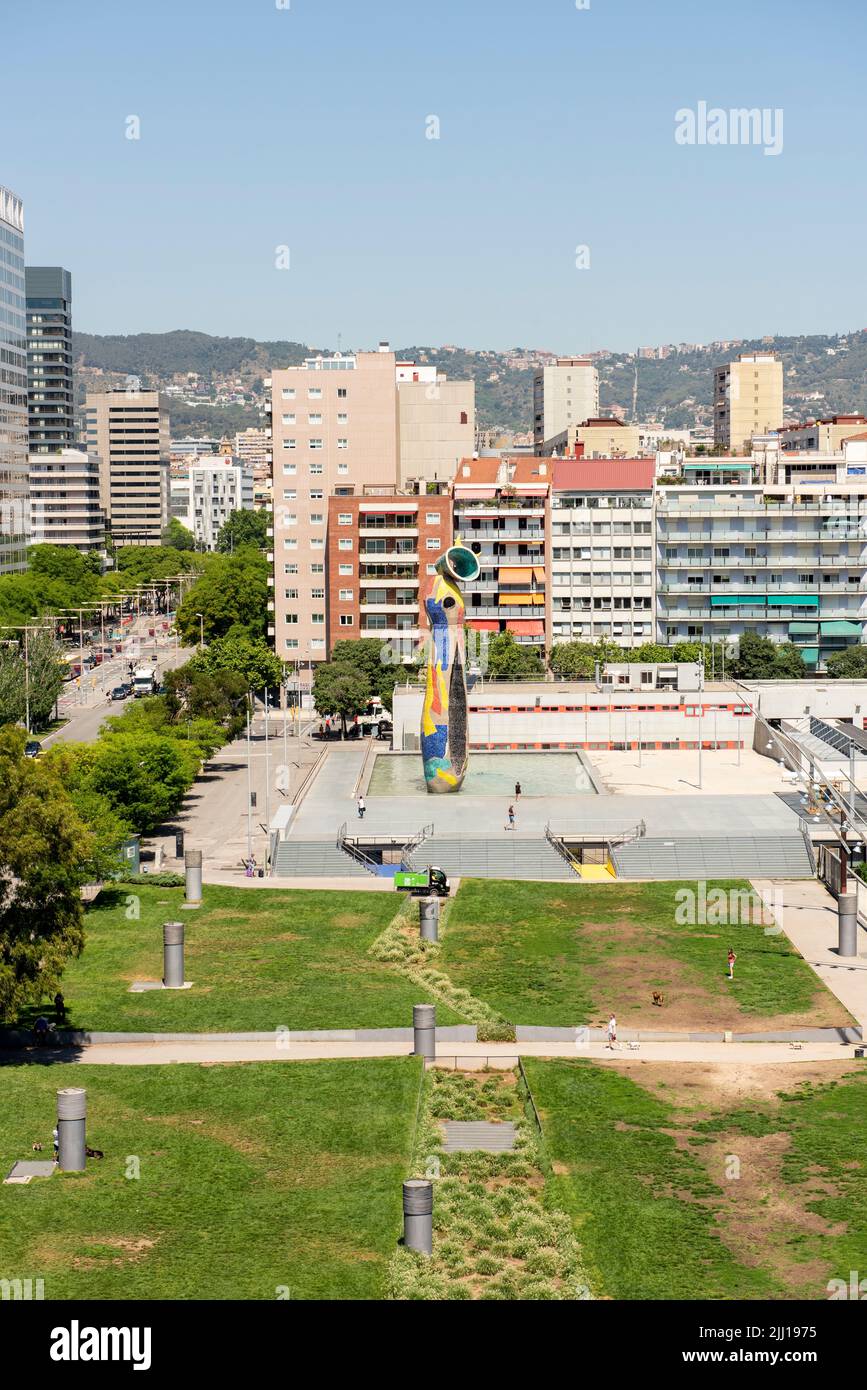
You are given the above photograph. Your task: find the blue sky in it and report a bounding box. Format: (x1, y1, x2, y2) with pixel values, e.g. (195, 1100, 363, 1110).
(3, 0, 866, 352)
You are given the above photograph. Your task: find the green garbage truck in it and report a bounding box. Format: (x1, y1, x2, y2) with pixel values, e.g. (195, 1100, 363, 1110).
(394, 866, 450, 897)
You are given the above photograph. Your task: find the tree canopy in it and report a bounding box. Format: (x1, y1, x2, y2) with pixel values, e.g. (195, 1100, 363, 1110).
(176, 551, 269, 643)
(216, 508, 269, 554)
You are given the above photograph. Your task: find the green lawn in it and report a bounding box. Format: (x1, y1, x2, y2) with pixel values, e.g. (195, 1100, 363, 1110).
(525, 1058, 867, 1300)
(0, 1058, 421, 1300)
(439, 880, 849, 1029)
(31, 885, 461, 1033)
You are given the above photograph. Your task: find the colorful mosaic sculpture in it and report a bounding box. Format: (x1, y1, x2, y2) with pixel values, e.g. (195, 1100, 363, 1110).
(421, 543, 481, 794)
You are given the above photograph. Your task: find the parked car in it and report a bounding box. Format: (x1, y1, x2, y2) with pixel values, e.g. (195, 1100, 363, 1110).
(24, 740, 42, 758)
(110, 685, 130, 701)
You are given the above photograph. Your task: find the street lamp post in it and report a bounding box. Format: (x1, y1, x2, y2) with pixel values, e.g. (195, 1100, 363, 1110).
(196, 613, 204, 651)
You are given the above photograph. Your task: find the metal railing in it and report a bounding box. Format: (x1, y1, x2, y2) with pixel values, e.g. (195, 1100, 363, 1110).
(401, 822, 434, 868)
(336, 822, 379, 876)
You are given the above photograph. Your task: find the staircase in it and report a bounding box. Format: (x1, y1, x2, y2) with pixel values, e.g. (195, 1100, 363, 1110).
(610, 835, 815, 881)
(405, 835, 577, 881)
(271, 840, 373, 878)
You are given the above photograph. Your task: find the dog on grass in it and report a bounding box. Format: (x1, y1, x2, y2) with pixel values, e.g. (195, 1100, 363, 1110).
(85, 1146, 104, 1159)
(651, 991, 665, 1007)
(32, 1142, 43, 1151)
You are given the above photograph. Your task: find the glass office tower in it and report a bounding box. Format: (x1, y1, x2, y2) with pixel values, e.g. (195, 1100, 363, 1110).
(26, 265, 74, 451)
(0, 185, 28, 573)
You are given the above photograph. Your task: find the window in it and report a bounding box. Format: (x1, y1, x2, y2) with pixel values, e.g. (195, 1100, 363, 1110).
(285, 638, 299, 650)
(312, 613, 325, 625)
(281, 414, 295, 425)
(337, 462, 349, 475)
(311, 562, 324, 574)
(311, 587, 325, 600)
(338, 538, 353, 551)
(284, 563, 298, 574)
(339, 564, 353, 575)
(283, 463, 296, 475)
(338, 512, 352, 525)
(426, 564, 436, 575)
(285, 613, 298, 624)
(308, 388, 322, 400)
(337, 388, 347, 398)
(283, 538, 297, 550)
(426, 512, 442, 524)
(339, 588, 353, 601)
(282, 490, 296, 501)
(339, 614, 354, 626)
(281, 388, 296, 400)
(309, 439, 323, 450)
(310, 461, 323, 475)
(284, 588, 299, 600)
(337, 413, 348, 424)
(311, 639, 326, 650)
(311, 537, 324, 549)
(311, 513, 324, 524)
(283, 514, 297, 526)
(282, 439, 296, 450)
(310, 489, 323, 500)
(426, 537, 441, 550)
(308, 413, 322, 425)
(337, 439, 348, 449)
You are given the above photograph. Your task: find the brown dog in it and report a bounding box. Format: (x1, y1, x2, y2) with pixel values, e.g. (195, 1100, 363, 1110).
(652, 991, 665, 1007)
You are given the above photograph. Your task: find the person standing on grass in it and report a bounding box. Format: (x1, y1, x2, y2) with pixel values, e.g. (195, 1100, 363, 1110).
(507, 803, 515, 830)
(727, 947, 737, 980)
(606, 1014, 617, 1049)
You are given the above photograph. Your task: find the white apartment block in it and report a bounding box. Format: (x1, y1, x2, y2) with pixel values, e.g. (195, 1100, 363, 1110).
(533, 357, 599, 451)
(84, 388, 170, 545)
(550, 459, 656, 647)
(28, 449, 105, 553)
(172, 456, 254, 551)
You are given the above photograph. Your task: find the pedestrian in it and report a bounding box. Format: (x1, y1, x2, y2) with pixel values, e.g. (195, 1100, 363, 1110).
(727, 947, 737, 980)
(515, 781, 522, 799)
(54, 991, 66, 1023)
(507, 804, 515, 829)
(357, 795, 366, 820)
(52, 1126, 59, 1164)
(606, 1014, 617, 1050)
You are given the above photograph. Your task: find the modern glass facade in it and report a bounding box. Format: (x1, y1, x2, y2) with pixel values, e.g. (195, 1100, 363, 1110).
(0, 186, 28, 573)
(25, 266, 74, 451)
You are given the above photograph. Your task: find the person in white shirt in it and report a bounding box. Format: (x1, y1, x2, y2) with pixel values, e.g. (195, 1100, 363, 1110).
(357, 796, 366, 820)
(606, 1014, 617, 1049)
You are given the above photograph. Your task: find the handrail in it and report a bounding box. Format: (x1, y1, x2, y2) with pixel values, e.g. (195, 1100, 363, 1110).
(336, 822, 379, 876)
(401, 822, 434, 869)
(546, 820, 645, 846)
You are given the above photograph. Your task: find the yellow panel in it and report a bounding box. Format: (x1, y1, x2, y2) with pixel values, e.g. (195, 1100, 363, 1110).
(498, 592, 545, 606)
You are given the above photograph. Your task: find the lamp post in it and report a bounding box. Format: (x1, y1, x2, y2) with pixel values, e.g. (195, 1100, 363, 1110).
(196, 612, 204, 651)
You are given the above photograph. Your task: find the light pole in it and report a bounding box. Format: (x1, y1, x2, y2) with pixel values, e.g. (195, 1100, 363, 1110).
(264, 685, 271, 867)
(698, 701, 703, 790)
(196, 612, 204, 651)
(637, 718, 642, 769)
(245, 704, 253, 864)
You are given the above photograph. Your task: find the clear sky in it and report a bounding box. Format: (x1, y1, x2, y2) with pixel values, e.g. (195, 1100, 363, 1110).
(3, 0, 866, 352)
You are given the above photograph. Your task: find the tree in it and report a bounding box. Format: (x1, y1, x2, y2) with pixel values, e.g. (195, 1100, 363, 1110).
(192, 633, 284, 693)
(162, 517, 196, 551)
(730, 632, 779, 680)
(216, 509, 269, 554)
(328, 637, 414, 709)
(629, 643, 670, 664)
(176, 551, 269, 643)
(485, 632, 544, 678)
(549, 638, 622, 679)
(312, 664, 372, 737)
(163, 665, 248, 735)
(826, 646, 867, 679)
(0, 728, 94, 1022)
(0, 630, 65, 732)
(114, 545, 203, 585)
(771, 643, 807, 681)
(70, 733, 201, 835)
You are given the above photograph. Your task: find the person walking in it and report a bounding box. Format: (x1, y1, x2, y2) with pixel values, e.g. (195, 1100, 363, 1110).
(606, 1014, 617, 1050)
(727, 947, 737, 981)
(515, 781, 522, 799)
(357, 795, 366, 820)
(507, 803, 516, 830)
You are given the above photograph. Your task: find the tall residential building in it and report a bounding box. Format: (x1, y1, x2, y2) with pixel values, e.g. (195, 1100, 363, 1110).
(713, 351, 784, 453)
(84, 388, 170, 545)
(550, 459, 656, 647)
(25, 266, 73, 452)
(395, 361, 475, 486)
(269, 347, 399, 664)
(170, 454, 254, 551)
(451, 456, 550, 652)
(29, 449, 105, 553)
(533, 357, 599, 451)
(325, 493, 452, 657)
(0, 186, 29, 573)
(234, 426, 272, 472)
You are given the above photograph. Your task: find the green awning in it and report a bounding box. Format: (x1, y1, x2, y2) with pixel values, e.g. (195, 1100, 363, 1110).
(767, 594, 819, 607)
(789, 622, 818, 635)
(710, 594, 765, 606)
(820, 620, 863, 637)
(683, 460, 753, 470)
(801, 648, 819, 664)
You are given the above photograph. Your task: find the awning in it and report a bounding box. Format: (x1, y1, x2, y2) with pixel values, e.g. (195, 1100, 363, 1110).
(532, 565, 546, 582)
(710, 594, 765, 606)
(801, 648, 819, 664)
(683, 460, 753, 470)
(499, 566, 533, 584)
(767, 594, 818, 607)
(789, 622, 818, 635)
(506, 620, 545, 635)
(455, 487, 497, 499)
(499, 593, 545, 606)
(467, 620, 500, 632)
(820, 620, 863, 636)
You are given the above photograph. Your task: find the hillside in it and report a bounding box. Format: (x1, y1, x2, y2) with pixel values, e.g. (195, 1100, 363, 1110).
(72, 327, 867, 437)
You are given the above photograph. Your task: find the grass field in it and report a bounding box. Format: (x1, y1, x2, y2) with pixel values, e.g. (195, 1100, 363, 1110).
(525, 1057, 867, 1300)
(0, 1058, 421, 1300)
(439, 880, 849, 1030)
(28, 885, 461, 1033)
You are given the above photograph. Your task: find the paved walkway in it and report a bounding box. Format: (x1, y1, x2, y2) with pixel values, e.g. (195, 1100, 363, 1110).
(753, 877, 867, 1030)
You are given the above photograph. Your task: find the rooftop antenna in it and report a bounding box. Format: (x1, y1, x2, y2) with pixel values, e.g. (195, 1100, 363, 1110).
(337, 332, 342, 357)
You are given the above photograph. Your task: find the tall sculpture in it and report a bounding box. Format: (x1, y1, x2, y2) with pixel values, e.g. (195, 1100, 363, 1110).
(421, 543, 481, 794)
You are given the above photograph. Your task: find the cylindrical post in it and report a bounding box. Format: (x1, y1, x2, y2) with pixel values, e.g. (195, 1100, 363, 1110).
(412, 1003, 436, 1059)
(163, 920, 185, 988)
(838, 892, 858, 959)
(57, 1087, 86, 1171)
(184, 849, 202, 907)
(403, 1179, 433, 1256)
(419, 897, 440, 943)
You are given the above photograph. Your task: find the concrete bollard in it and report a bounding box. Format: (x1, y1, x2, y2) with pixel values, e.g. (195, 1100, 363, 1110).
(57, 1088, 86, 1171)
(838, 891, 858, 958)
(184, 849, 203, 907)
(403, 1179, 433, 1255)
(412, 1004, 436, 1060)
(419, 896, 440, 943)
(163, 921, 185, 988)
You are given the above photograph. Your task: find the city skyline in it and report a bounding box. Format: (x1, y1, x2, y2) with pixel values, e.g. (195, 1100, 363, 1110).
(3, 0, 866, 352)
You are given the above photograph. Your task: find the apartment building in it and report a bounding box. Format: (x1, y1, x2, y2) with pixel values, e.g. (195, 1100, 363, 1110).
(0, 185, 29, 573)
(234, 426, 272, 478)
(84, 388, 170, 545)
(550, 459, 655, 647)
(533, 357, 598, 450)
(452, 456, 550, 651)
(269, 347, 399, 664)
(325, 493, 452, 656)
(25, 266, 74, 452)
(778, 415, 867, 454)
(713, 351, 784, 453)
(396, 361, 475, 486)
(655, 439, 867, 667)
(171, 455, 254, 551)
(540, 418, 650, 459)
(29, 449, 105, 552)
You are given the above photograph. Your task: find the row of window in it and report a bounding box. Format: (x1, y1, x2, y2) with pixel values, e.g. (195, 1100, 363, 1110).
(280, 386, 349, 401)
(281, 413, 348, 425)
